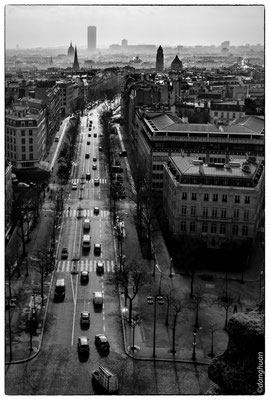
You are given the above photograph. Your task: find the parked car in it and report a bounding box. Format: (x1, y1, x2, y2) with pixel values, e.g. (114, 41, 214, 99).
(80, 311, 90, 327)
(92, 164, 97, 170)
(94, 179, 100, 186)
(93, 156, 97, 162)
(86, 172, 91, 180)
(72, 183, 77, 190)
(61, 247, 68, 259)
(77, 337, 90, 354)
(95, 334, 110, 352)
(85, 153, 90, 159)
(80, 270, 89, 284)
(87, 141, 90, 145)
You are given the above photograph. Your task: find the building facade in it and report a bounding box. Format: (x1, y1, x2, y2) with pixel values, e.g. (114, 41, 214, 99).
(209, 101, 245, 124)
(87, 26, 96, 51)
(163, 155, 264, 248)
(5, 99, 47, 169)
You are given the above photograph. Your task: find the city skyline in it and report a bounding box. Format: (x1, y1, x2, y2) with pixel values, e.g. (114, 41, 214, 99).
(5, 4, 264, 50)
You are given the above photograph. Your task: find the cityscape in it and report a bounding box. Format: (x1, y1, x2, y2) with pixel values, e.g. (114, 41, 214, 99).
(5, 4, 265, 396)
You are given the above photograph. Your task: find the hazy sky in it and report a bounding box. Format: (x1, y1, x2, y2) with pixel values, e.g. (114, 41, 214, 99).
(5, 3, 265, 49)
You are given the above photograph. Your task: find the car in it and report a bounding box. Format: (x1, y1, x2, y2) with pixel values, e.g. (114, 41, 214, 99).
(92, 164, 97, 170)
(88, 133, 91, 137)
(94, 133, 97, 138)
(83, 219, 91, 231)
(61, 247, 68, 259)
(87, 141, 90, 145)
(96, 261, 104, 273)
(85, 153, 90, 159)
(95, 334, 110, 352)
(77, 337, 90, 354)
(94, 179, 100, 186)
(99, 146, 102, 151)
(94, 243, 101, 255)
(93, 156, 97, 162)
(81, 270, 89, 284)
(88, 128, 92, 131)
(72, 183, 77, 190)
(80, 311, 90, 327)
(94, 207, 99, 215)
(86, 172, 91, 180)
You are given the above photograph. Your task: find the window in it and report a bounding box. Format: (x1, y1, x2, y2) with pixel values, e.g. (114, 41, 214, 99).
(29, 153, 33, 160)
(235, 195, 240, 203)
(242, 226, 248, 237)
(243, 210, 249, 221)
(29, 138, 33, 144)
(22, 146, 25, 152)
(181, 206, 187, 216)
(221, 208, 227, 219)
(29, 146, 33, 152)
(204, 193, 209, 201)
(211, 223, 217, 234)
(214, 111, 218, 117)
(22, 154, 26, 160)
(227, 112, 230, 118)
(22, 138, 25, 144)
(180, 221, 186, 232)
(29, 130, 33, 135)
(191, 193, 197, 201)
(232, 210, 239, 221)
(220, 224, 226, 234)
(221, 112, 224, 118)
(222, 194, 227, 202)
(232, 113, 235, 119)
(245, 196, 250, 204)
(232, 225, 238, 235)
(202, 223, 208, 233)
(213, 194, 218, 202)
(190, 222, 195, 232)
(191, 206, 196, 216)
(182, 192, 187, 200)
(21, 130, 25, 136)
(203, 207, 208, 217)
(212, 208, 217, 218)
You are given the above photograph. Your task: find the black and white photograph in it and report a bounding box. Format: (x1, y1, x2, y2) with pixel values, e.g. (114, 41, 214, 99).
(4, 1, 265, 396)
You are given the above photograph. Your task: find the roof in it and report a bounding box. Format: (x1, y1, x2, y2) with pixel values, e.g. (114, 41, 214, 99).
(232, 115, 264, 133)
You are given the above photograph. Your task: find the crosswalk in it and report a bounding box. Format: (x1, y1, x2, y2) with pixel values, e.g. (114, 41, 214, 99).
(56, 259, 116, 273)
(71, 178, 107, 185)
(63, 209, 110, 218)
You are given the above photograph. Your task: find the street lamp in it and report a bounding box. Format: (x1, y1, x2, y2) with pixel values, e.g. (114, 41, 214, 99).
(169, 258, 173, 277)
(192, 328, 197, 361)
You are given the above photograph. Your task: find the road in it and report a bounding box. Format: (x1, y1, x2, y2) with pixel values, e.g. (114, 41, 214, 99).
(5, 102, 210, 395)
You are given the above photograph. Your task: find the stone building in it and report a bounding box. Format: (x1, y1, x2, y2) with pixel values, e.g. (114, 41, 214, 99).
(156, 45, 164, 72)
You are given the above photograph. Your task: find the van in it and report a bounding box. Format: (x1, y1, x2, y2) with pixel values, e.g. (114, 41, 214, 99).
(83, 219, 90, 231)
(55, 279, 65, 300)
(82, 235, 91, 249)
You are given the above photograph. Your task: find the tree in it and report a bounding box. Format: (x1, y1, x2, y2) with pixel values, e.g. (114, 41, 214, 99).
(188, 285, 206, 328)
(217, 290, 235, 329)
(162, 283, 176, 326)
(32, 245, 51, 307)
(114, 260, 148, 324)
(171, 296, 185, 354)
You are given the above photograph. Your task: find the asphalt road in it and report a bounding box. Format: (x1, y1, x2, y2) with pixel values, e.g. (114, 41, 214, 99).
(5, 102, 211, 395)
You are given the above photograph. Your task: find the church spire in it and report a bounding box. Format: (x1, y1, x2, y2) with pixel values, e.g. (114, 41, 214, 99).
(72, 45, 80, 70)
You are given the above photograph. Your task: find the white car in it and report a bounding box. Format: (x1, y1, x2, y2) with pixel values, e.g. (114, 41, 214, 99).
(72, 183, 77, 190)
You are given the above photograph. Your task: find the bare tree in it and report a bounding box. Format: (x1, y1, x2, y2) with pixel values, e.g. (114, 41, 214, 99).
(171, 295, 185, 354)
(161, 283, 176, 326)
(216, 290, 235, 329)
(114, 260, 148, 324)
(188, 285, 206, 328)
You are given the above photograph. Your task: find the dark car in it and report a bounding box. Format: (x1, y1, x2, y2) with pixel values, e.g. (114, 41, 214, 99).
(61, 247, 68, 259)
(96, 261, 104, 274)
(81, 270, 89, 284)
(78, 337, 90, 354)
(95, 334, 110, 352)
(94, 243, 101, 255)
(80, 311, 90, 327)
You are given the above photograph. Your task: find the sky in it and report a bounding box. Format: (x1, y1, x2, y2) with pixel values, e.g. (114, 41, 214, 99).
(4, 2, 265, 49)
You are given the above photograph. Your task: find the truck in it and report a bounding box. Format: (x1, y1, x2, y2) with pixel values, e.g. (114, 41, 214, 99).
(92, 366, 118, 393)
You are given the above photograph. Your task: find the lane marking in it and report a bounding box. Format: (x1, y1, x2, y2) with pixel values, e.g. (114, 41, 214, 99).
(71, 273, 78, 346)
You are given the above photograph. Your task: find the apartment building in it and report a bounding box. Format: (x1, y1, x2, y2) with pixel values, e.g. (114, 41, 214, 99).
(163, 155, 264, 248)
(5, 99, 47, 169)
(209, 100, 245, 124)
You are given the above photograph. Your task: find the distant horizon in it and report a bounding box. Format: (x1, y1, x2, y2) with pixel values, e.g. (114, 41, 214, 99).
(5, 5, 264, 49)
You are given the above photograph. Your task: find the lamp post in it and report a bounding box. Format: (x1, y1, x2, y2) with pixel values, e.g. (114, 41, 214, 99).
(192, 328, 197, 361)
(169, 258, 173, 277)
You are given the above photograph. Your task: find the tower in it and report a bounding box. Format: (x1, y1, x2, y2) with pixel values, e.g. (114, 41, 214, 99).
(72, 46, 80, 70)
(67, 41, 75, 57)
(87, 26, 96, 51)
(156, 45, 164, 72)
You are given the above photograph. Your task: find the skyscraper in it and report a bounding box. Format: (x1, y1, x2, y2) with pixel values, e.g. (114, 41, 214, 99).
(87, 26, 96, 51)
(156, 45, 164, 72)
